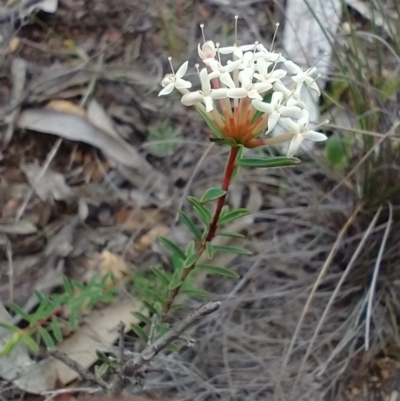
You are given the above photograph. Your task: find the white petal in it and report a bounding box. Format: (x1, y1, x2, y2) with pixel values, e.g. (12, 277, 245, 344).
(252, 99, 274, 113)
(254, 82, 272, 93)
(273, 81, 292, 98)
(287, 134, 304, 157)
(161, 75, 173, 87)
(208, 71, 220, 80)
(253, 73, 265, 82)
(203, 96, 214, 112)
(285, 60, 302, 74)
(158, 83, 174, 96)
(247, 89, 263, 100)
(240, 44, 256, 52)
(199, 68, 211, 92)
(269, 69, 287, 81)
(238, 70, 252, 87)
(198, 43, 205, 59)
(271, 91, 284, 106)
(298, 110, 310, 127)
(175, 78, 192, 89)
(218, 46, 235, 54)
(219, 72, 236, 89)
(304, 131, 327, 142)
(291, 72, 308, 83)
(256, 58, 269, 76)
(225, 59, 242, 72)
(279, 117, 300, 134)
(176, 61, 189, 79)
(208, 59, 221, 72)
(306, 79, 320, 94)
(211, 88, 229, 99)
(181, 91, 203, 105)
(280, 105, 301, 118)
(227, 88, 248, 99)
(267, 111, 281, 133)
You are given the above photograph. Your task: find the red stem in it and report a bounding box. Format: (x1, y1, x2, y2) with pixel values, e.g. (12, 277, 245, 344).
(161, 147, 239, 319)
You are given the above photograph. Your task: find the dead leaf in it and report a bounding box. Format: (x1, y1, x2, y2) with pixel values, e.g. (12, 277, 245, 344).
(0, 220, 37, 235)
(115, 206, 167, 233)
(22, 164, 72, 202)
(135, 225, 169, 251)
(98, 250, 129, 287)
(17, 109, 154, 170)
(87, 99, 120, 139)
(8, 37, 20, 53)
(40, 298, 143, 385)
(46, 100, 86, 117)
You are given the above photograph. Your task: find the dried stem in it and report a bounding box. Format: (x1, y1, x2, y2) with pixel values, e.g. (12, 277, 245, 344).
(161, 147, 239, 318)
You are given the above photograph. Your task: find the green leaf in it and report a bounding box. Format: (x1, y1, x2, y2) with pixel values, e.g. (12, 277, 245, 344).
(210, 137, 239, 147)
(181, 288, 211, 298)
(62, 275, 74, 296)
(0, 322, 20, 332)
(38, 326, 55, 348)
(219, 208, 250, 225)
(197, 110, 226, 138)
(213, 245, 252, 255)
(217, 231, 245, 238)
(132, 311, 151, 325)
(166, 342, 180, 352)
(131, 323, 148, 342)
(153, 302, 162, 316)
(237, 156, 301, 168)
(184, 254, 198, 268)
(205, 242, 214, 260)
(168, 279, 183, 290)
(200, 187, 226, 203)
(188, 196, 212, 225)
(21, 334, 39, 352)
(96, 363, 109, 379)
(51, 318, 63, 342)
(185, 241, 196, 257)
(152, 267, 170, 286)
(158, 236, 186, 261)
(143, 301, 158, 315)
(179, 211, 202, 240)
(9, 302, 32, 323)
(68, 310, 78, 330)
(325, 132, 347, 166)
(197, 264, 239, 278)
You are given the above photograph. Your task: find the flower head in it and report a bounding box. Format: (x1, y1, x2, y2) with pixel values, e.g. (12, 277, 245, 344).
(158, 18, 326, 152)
(280, 110, 327, 157)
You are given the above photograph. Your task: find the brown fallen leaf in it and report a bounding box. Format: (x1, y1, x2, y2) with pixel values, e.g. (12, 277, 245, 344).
(98, 250, 130, 287)
(46, 100, 86, 117)
(135, 225, 169, 252)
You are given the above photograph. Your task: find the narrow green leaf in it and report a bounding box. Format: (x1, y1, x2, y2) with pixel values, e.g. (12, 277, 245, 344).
(200, 187, 226, 203)
(143, 301, 158, 315)
(219, 208, 250, 225)
(151, 267, 170, 286)
(184, 254, 198, 268)
(197, 264, 239, 278)
(213, 245, 252, 255)
(210, 137, 239, 147)
(62, 275, 74, 296)
(179, 211, 202, 240)
(166, 342, 180, 352)
(0, 322, 20, 332)
(188, 196, 212, 225)
(197, 110, 226, 138)
(185, 241, 196, 257)
(51, 318, 63, 342)
(158, 236, 186, 261)
(217, 231, 245, 238)
(153, 302, 162, 316)
(9, 302, 32, 323)
(325, 132, 347, 166)
(181, 288, 211, 298)
(1, 336, 20, 355)
(21, 334, 39, 352)
(38, 327, 55, 348)
(96, 363, 109, 379)
(237, 156, 301, 168)
(96, 350, 110, 363)
(205, 242, 214, 260)
(168, 279, 183, 290)
(131, 323, 148, 342)
(68, 310, 78, 330)
(132, 311, 151, 325)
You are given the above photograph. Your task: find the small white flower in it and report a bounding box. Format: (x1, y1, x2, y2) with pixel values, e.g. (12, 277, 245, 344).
(252, 92, 301, 133)
(198, 41, 217, 66)
(256, 44, 286, 63)
(254, 58, 287, 85)
(284, 61, 320, 95)
(181, 68, 228, 112)
(280, 110, 327, 157)
(208, 59, 241, 89)
(159, 61, 192, 96)
(227, 69, 271, 100)
(273, 80, 307, 109)
(218, 43, 256, 59)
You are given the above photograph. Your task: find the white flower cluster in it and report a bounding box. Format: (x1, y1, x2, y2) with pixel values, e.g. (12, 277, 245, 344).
(159, 20, 327, 156)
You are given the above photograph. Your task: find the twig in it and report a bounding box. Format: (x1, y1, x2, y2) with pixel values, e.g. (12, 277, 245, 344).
(41, 387, 101, 401)
(5, 238, 13, 303)
(48, 349, 108, 390)
(110, 301, 220, 394)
